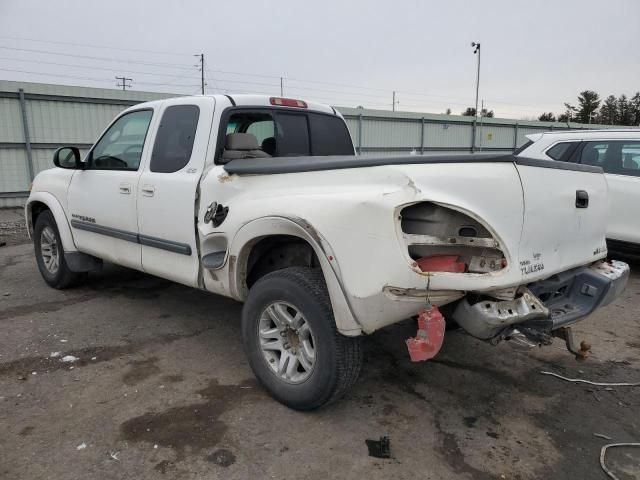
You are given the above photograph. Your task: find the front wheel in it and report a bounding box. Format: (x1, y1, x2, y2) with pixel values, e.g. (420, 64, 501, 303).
(241, 267, 363, 410)
(34, 210, 86, 289)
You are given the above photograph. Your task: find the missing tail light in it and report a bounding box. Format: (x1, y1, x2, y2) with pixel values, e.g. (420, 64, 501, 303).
(400, 202, 507, 274)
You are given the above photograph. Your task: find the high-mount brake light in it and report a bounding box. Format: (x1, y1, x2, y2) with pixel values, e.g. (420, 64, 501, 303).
(270, 97, 308, 108)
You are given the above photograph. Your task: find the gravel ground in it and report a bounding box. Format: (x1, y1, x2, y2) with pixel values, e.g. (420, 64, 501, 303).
(1, 211, 639, 479)
(0, 207, 29, 247)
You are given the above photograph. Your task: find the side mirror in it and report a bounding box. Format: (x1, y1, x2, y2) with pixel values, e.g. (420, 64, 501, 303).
(53, 147, 83, 169)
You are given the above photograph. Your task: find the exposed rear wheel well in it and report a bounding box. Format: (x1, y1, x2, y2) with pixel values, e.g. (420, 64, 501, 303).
(246, 235, 321, 289)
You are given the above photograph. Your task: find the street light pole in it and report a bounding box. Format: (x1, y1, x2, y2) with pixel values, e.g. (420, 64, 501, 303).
(471, 42, 481, 153)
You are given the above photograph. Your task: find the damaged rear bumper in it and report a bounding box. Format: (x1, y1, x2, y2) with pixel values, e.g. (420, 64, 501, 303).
(452, 260, 630, 340)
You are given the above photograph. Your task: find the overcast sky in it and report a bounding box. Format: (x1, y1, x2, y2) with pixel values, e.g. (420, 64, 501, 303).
(0, 0, 638, 119)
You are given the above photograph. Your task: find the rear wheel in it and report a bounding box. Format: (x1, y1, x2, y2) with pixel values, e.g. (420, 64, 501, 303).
(34, 211, 85, 289)
(242, 267, 363, 410)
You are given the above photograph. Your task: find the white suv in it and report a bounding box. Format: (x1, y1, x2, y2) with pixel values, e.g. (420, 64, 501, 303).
(517, 129, 640, 254)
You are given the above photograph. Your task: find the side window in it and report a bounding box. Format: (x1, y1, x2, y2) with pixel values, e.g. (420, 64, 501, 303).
(580, 142, 607, 167)
(545, 142, 575, 161)
(276, 113, 310, 156)
(89, 110, 153, 170)
(150, 105, 200, 173)
(579, 141, 640, 177)
(309, 113, 354, 155)
(621, 143, 640, 177)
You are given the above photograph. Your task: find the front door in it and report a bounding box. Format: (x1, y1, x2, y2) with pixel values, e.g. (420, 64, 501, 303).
(67, 109, 155, 270)
(137, 97, 215, 286)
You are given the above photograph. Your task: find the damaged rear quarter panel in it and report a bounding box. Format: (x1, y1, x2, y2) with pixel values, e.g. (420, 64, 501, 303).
(199, 162, 526, 333)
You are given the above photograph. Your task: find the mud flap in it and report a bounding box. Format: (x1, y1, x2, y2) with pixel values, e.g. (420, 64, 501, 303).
(405, 305, 446, 362)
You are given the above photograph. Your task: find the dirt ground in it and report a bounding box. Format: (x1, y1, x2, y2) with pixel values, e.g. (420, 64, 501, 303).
(1, 207, 639, 480)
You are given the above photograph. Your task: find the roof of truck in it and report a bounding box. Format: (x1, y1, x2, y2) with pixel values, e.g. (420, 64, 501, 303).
(126, 94, 337, 116)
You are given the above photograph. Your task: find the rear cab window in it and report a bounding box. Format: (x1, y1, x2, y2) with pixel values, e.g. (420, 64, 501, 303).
(217, 107, 353, 162)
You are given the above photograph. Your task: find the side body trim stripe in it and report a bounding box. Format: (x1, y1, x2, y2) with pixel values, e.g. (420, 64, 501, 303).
(70, 220, 192, 255)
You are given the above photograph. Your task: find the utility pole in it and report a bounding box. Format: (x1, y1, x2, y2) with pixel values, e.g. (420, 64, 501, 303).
(479, 99, 485, 152)
(198, 53, 205, 94)
(392, 91, 399, 112)
(280, 77, 284, 96)
(471, 42, 481, 152)
(115, 76, 132, 91)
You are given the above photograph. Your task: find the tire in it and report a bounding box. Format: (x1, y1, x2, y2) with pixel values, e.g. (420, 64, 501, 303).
(34, 210, 86, 289)
(242, 267, 363, 410)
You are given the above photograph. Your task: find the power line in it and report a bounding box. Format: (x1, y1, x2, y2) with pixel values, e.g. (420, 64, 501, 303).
(0, 35, 191, 57)
(0, 56, 200, 80)
(0, 43, 558, 115)
(0, 46, 196, 70)
(0, 68, 200, 88)
(0, 53, 484, 107)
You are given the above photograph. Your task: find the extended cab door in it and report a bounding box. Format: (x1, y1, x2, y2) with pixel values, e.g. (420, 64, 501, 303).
(137, 97, 215, 286)
(67, 108, 156, 270)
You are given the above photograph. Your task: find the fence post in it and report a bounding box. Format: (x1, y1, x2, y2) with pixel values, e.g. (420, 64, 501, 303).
(420, 117, 425, 155)
(18, 88, 35, 181)
(357, 113, 363, 155)
(513, 122, 519, 152)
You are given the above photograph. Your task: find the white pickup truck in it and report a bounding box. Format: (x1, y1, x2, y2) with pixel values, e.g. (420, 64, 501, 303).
(26, 94, 629, 409)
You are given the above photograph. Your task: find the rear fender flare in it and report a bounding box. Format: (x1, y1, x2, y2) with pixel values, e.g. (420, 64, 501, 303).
(25, 192, 77, 252)
(229, 216, 362, 336)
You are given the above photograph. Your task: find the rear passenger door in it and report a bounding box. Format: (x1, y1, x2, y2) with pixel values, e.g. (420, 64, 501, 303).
(578, 140, 640, 245)
(137, 97, 215, 286)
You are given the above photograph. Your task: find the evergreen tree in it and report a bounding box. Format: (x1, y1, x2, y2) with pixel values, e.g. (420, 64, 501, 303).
(600, 95, 618, 125)
(538, 112, 556, 122)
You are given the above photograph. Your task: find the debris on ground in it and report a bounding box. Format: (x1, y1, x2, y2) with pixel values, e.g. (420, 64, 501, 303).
(594, 433, 613, 440)
(600, 442, 640, 480)
(61, 355, 79, 363)
(76, 443, 87, 450)
(365, 436, 391, 459)
(109, 451, 119, 461)
(540, 371, 640, 387)
(207, 448, 236, 467)
(50, 352, 62, 358)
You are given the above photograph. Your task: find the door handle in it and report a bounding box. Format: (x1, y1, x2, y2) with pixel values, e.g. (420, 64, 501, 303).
(576, 190, 589, 208)
(119, 183, 131, 195)
(141, 185, 155, 197)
